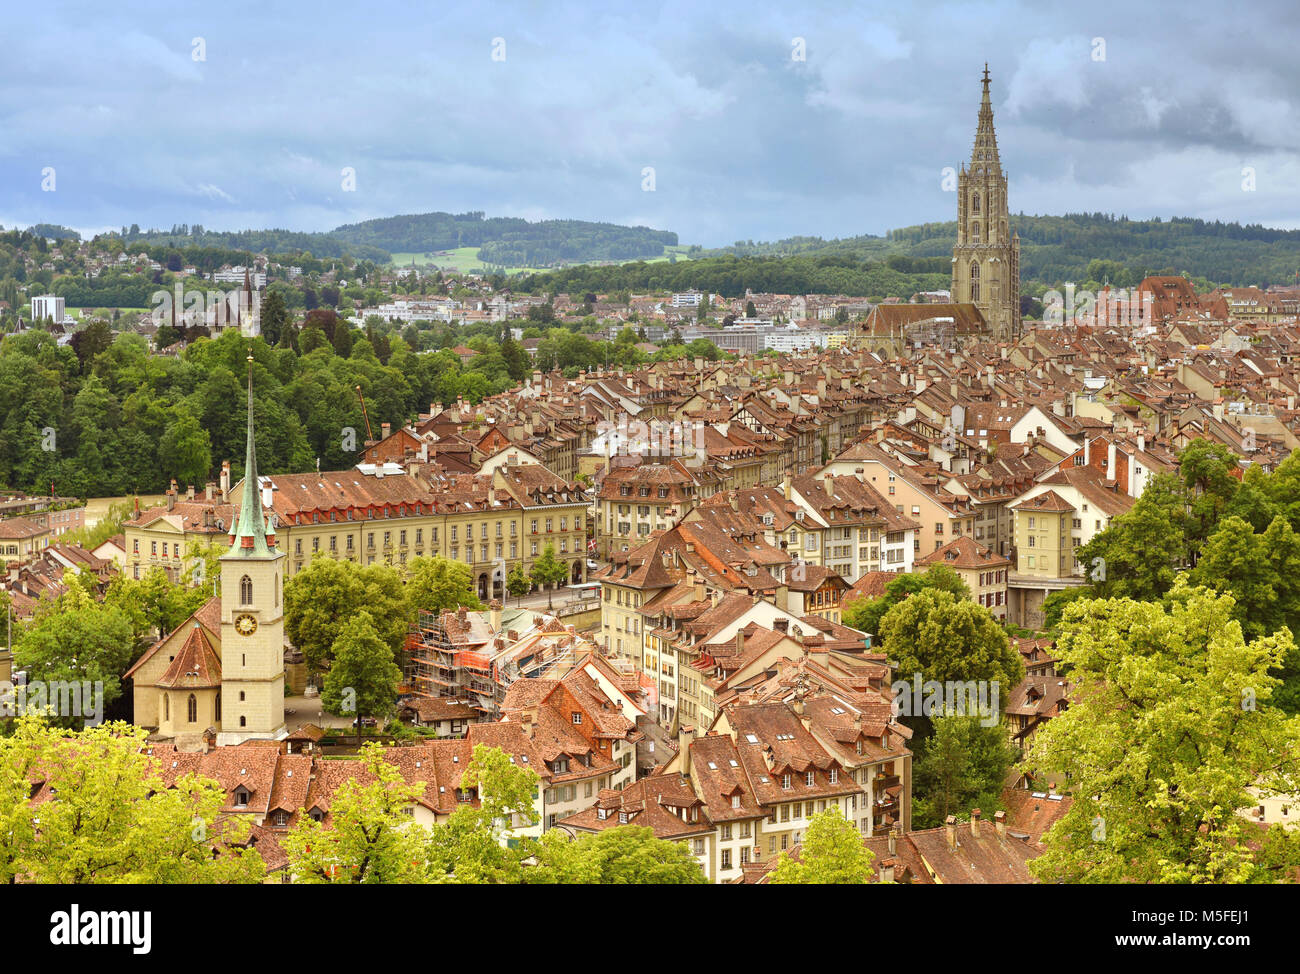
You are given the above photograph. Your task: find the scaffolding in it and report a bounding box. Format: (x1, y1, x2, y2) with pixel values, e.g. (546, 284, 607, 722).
(407, 610, 502, 719)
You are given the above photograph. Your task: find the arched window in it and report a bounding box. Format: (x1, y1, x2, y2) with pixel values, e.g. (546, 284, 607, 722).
(240, 575, 253, 605)
(972, 192, 980, 214)
(215, 692, 221, 723)
(187, 694, 197, 723)
(970, 262, 980, 302)
(164, 693, 170, 721)
(971, 221, 980, 240)
(275, 572, 280, 608)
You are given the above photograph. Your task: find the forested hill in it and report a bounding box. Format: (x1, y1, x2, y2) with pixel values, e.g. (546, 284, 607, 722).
(117, 225, 390, 263)
(704, 213, 1300, 292)
(329, 211, 677, 265)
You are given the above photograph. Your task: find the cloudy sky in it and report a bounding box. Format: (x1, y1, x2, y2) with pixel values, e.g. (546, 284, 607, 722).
(5, 0, 1300, 246)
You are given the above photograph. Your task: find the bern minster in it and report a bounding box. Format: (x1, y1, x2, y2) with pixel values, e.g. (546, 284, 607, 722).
(952, 65, 1021, 342)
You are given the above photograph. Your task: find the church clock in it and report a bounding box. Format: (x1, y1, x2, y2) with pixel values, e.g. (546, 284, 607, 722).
(234, 613, 259, 636)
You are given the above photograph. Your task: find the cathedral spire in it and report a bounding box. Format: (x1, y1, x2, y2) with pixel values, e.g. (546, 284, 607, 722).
(228, 352, 275, 555)
(970, 64, 1001, 172)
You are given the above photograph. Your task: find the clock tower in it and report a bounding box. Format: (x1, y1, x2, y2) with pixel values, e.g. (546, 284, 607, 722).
(217, 354, 287, 745)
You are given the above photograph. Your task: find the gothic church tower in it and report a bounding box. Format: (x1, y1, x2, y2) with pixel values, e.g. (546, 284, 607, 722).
(217, 353, 287, 745)
(952, 65, 1020, 341)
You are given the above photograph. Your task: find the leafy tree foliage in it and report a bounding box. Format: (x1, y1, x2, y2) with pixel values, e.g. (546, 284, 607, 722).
(530, 826, 708, 884)
(0, 717, 264, 883)
(322, 610, 403, 730)
(768, 807, 876, 884)
(282, 742, 431, 883)
(841, 564, 970, 639)
(406, 556, 482, 615)
(876, 588, 1024, 695)
(1025, 582, 1300, 883)
(912, 716, 1017, 829)
(283, 558, 408, 677)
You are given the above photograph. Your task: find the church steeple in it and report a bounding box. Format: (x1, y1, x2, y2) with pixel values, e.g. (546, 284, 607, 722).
(228, 353, 277, 556)
(953, 65, 1020, 342)
(968, 63, 1002, 174)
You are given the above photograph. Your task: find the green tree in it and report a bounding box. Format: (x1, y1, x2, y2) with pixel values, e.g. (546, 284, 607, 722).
(529, 826, 707, 884)
(282, 742, 431, 883)
(406, 556, 482, 614)
(506, 562, 531, 606)
(1077, 474, 1187, 601)
(841, 564, 970, 638)
(530, 543, 569, 610)
(876, 588, 1023, 697)
(322, 610, 402, 737)
(284, 558, 408, 678)
(426, 744, 540, 883)
(14, 602, 139, 723)
(912, 715, 1017, 829)
(768, 806, 876, 884)
(259, 288, 289, 347)
(0, 717, 265, 883)
(104, 564, 206, 643)
(1025, 582, 1300, 883)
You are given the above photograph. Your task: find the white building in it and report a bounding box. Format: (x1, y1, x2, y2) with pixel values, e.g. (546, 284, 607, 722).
(30, 295, 66, 324)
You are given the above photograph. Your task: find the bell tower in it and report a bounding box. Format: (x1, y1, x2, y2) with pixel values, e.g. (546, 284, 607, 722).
(217, 352, 287, 745)
(952, 64, 1021, 342)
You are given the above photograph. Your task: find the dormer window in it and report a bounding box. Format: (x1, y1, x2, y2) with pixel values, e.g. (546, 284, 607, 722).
(233, 786, 250, 808)
(309, 808, 323, 822)
(829, 768, 839, 784)
(781, 774, 792, 790)
(805, 771, 815, 787)
(731, 794, 741, 809)
(598, 807, 608, 820)
(571, 712, 582, 724)
(273, 810, 288, 826)
(618, 811, 628, 824)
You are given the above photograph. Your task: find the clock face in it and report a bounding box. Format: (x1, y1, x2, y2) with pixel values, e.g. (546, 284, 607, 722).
(234, 613, 258, 636)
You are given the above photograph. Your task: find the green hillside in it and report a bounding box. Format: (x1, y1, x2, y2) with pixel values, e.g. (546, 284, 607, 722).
(704, 213, 1300, 293)
(331, 211, 677, 268)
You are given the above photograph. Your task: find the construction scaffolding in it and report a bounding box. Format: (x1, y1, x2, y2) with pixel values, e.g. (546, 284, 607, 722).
(407, 610, 502, 719)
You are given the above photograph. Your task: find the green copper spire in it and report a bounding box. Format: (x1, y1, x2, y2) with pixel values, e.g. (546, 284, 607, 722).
(229, 352, 274, 556)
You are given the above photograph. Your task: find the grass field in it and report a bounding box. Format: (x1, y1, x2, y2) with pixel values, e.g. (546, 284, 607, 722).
(388, 244, 696, 275)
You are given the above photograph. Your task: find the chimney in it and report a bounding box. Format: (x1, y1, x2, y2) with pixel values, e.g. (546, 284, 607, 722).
(381, 422, 391, 440)
(888, 824, 898, 855)
(489, 598, 502, 632)
(993, 809, 1007, 839)
(220, 461, 231, 502)
(735, 629, 744, 654)
(1107, 441, 1117, 482)
(166, 480, 177, 511)
(678, 724, 695, 776)
(783, 478, 792, 501)
(1083, 437, 1091, 466)
(457, 605, 467, 625)
(186, 484, 194, 502)
(945, 815, 957, 849)
(879, 858, 895, 883)
(970, 808, 981, 838)
(205, 481, 215, 502)
(1137, 433, 1146, 453)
